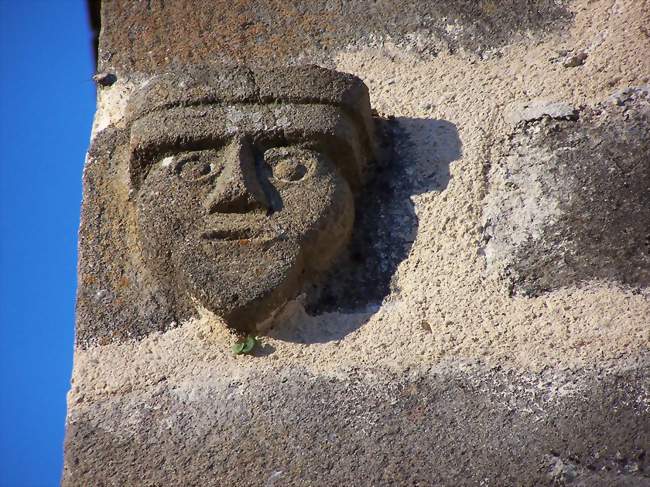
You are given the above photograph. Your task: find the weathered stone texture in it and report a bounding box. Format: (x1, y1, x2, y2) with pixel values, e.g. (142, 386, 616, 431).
(64, 363, 650, 486)
(483, 92, 650, 295)
(77, 65, 379, 343)
(66, 0, 650, 485)
(97, 0, 572, 73)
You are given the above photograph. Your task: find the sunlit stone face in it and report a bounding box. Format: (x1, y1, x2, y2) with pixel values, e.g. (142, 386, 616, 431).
(130, 103, 363, 331)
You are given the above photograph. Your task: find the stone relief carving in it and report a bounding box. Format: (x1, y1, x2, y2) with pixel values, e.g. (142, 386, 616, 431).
(77, 65, 378, 341)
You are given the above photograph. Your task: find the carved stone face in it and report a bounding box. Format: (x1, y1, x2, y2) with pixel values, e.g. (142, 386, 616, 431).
(129, 102, 367, 331)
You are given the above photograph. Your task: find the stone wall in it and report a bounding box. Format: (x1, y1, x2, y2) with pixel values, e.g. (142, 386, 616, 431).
(64, 1, 650, 485)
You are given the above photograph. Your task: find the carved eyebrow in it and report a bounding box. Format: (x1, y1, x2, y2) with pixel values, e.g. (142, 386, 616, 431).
(130, 112, 228, 157)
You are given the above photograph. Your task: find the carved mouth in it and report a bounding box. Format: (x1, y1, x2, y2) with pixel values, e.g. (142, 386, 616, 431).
(201, 228, 257, 241)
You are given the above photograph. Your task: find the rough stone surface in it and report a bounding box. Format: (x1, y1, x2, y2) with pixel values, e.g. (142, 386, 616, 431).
(77, 65, 378, 340)
(64, 359, 649, 486)
(506, 100, 578, 124)
(66, 0, 650, 485)
(96, 0, 572, 74)
(484, 94, 650, 296)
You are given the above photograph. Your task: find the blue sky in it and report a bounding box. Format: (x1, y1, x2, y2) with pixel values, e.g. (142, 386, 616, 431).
(0, 1, 95, 485)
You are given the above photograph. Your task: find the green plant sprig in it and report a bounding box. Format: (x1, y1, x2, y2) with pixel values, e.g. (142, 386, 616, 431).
(232, 335, 259, 355)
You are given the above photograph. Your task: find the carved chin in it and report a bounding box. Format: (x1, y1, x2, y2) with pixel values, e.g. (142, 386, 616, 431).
(177, 240, 304, 332)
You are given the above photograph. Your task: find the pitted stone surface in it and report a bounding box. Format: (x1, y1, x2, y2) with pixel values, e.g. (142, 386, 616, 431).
(63, 362, 650, 486)
(77, 65, 378, 341)
(67, 0, 650, 485)
(483, 95, 650, 295)
(95, 0, 572, 74)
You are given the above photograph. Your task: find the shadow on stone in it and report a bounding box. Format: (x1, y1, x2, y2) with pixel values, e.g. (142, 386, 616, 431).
(272, 116, 462, 343)
(267, 306, 373, 345)
(251, 342, 277, 358)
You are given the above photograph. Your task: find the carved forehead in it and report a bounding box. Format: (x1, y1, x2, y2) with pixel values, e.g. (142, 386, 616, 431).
(126, 65, 377, 163)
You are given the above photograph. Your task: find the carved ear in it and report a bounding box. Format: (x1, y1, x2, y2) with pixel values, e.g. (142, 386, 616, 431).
(87, 126, 131, 186)
(127, 116, 168, 191)
(128, 141, 149, 192)
(127, 124, 164, 192)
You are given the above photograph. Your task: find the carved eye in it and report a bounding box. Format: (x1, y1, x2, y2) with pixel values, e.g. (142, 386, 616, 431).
(173, 152, 220, 182)
(264, 148, 309, 182)
(272, 159, 307, 181)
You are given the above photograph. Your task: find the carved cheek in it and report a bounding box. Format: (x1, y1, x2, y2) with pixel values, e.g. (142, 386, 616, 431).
(137, 171, 199, 241)
(276, 168, 348, 237)
(293, 170, 354, 271)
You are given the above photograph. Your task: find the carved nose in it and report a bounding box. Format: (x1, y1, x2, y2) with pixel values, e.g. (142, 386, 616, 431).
(204, 138, 269, 214)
